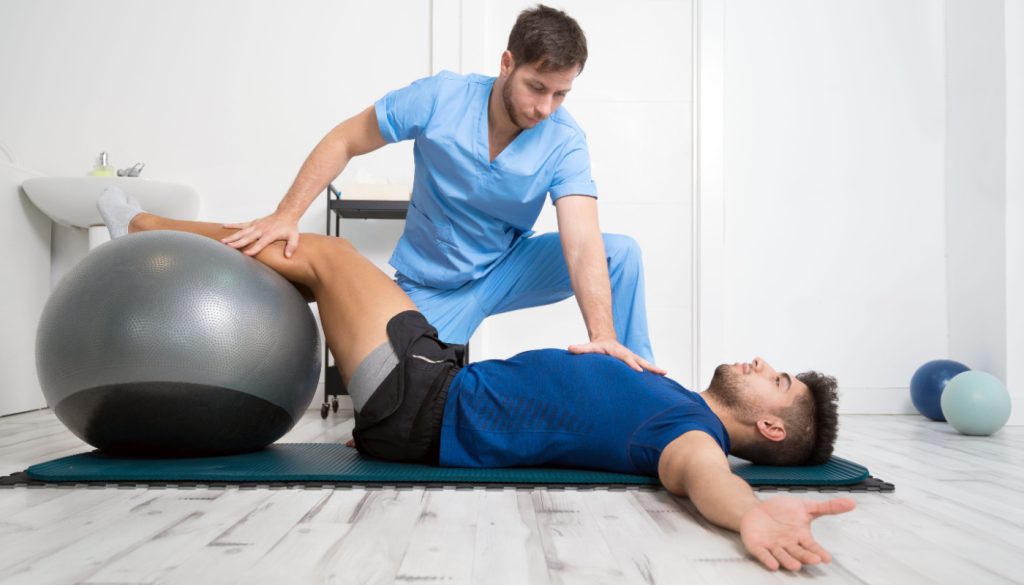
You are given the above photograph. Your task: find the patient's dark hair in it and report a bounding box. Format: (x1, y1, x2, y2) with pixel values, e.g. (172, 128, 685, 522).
(734, 371, 840, 466)
(507, 5, 588, 74)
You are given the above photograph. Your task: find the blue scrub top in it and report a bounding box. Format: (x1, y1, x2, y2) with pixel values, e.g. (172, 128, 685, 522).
(375, 71, 598, 290)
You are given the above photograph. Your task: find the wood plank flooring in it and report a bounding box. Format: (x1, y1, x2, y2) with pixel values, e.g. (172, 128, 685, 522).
(1, 409, 1021, 584)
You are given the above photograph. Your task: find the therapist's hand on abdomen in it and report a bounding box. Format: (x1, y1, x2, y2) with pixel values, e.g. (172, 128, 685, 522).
(568, 338, 667, 375)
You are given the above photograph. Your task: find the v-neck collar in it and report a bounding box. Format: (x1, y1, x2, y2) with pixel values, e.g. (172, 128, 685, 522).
(478, 77, 529, 167)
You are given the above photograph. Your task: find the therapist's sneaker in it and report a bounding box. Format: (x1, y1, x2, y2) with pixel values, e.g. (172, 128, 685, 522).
(96, 186, 144, 239)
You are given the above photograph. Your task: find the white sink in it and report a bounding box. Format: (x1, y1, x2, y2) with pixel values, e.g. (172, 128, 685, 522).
(22, 176, 199, 229)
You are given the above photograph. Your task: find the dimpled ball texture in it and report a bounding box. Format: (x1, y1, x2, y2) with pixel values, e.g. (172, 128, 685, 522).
(35, 231, 322, 456)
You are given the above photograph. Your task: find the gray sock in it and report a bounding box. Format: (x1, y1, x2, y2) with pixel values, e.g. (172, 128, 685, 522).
(96, 186, 144, 239)
(347, 341, 400, 412)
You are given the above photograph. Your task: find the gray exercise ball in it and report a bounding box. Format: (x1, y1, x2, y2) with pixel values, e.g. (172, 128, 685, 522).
(36, 231, 321, 456)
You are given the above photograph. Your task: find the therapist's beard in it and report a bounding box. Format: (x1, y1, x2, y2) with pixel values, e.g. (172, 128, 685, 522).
(502, 76, 530, 130)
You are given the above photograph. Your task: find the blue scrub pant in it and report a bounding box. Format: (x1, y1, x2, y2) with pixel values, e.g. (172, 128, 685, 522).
(396, 232, 654, 362)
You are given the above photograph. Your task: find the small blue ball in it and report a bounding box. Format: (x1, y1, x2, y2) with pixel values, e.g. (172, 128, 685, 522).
(910, 359, 970, 421)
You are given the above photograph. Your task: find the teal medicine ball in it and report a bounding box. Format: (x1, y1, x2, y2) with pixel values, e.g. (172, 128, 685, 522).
(940, 371, 1012, 436)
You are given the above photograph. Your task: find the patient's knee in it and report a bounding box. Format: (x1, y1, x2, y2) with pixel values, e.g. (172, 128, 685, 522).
(299, 234, 357, 280)
(301, 233, 354, 253)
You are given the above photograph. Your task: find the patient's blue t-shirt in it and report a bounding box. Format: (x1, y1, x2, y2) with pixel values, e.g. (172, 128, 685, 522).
(438, 349, 730, 475)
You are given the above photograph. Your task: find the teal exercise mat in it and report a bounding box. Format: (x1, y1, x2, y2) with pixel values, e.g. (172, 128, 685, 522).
(15, 443, 886, 491)
(26, 444, 654, 486)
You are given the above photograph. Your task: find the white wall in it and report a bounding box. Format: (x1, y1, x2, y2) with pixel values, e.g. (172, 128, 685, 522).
(945, 0, 1006, 382)
(5, 0, 1017, 417)
(464, 1, 697, 386)
(0, 0, 430, 405)
(2, 1, 698, 401)
(0, 161, 50, 415)
(702, 0, 948, 413)
(0, 0, 428, 277)
(700, 0, 1019, 419)
(1006, 0, 1023, 426)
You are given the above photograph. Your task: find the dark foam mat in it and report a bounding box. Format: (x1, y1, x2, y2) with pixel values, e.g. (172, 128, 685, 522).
(1, 444, 892, 492)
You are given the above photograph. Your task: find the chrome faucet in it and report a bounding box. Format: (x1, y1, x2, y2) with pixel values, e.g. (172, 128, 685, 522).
(117, 162, 146, 177)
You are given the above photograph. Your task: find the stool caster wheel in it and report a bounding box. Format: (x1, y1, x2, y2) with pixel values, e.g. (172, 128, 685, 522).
(320, 403, 329, 419)
(332, 398, 339, 413)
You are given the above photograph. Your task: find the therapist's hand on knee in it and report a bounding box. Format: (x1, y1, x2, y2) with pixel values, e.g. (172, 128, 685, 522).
(222, 212, 301, 258)
(568, 339, 667, 375)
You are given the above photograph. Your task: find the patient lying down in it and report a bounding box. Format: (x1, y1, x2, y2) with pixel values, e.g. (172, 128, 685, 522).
(98, 187, 856, 572)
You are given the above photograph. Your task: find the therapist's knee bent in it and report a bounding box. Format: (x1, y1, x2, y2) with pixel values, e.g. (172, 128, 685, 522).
(602, 234, 643, 272)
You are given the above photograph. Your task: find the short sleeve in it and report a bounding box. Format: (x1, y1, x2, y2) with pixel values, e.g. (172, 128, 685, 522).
(627, 406, 730, 474)
(374, 74, 445, 143)
(548, 130, 598, 203)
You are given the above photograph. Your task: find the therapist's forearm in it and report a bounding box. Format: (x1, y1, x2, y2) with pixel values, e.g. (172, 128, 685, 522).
(564, 232, 616, 341)
(276, 105, 388, 221)
(276, 125, 356, 221)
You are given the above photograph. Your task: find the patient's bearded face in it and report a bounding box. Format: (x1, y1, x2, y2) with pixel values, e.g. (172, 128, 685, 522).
(707, 364, 746, 408)
(706, 364, 766, 423)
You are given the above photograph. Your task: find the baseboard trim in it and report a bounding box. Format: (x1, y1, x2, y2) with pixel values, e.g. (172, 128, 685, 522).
(836, 387, 917, 415)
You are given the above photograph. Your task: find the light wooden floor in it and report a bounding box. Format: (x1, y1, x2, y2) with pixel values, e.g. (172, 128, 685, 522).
(1, 409, 1022, 585)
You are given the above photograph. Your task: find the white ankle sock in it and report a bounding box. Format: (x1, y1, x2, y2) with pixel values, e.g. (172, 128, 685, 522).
(96, 187, 144, 239)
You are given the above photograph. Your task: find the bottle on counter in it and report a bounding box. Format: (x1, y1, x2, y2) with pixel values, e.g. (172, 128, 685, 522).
(88, 152, 115, 177)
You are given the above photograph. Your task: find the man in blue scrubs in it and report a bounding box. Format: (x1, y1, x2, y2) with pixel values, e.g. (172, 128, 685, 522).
(222, 6, 661, 373)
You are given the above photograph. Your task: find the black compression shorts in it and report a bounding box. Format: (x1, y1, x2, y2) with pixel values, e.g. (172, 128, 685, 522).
(351, 310, 464, 465)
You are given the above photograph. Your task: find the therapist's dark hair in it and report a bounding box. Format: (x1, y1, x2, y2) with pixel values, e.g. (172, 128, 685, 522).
(507, 5, 588, 74)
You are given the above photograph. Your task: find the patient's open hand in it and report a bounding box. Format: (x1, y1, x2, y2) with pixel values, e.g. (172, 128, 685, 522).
(740, 496, 856, 571)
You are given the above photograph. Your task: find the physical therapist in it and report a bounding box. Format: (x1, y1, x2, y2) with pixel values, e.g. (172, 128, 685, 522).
(222, 5, 663, 373)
